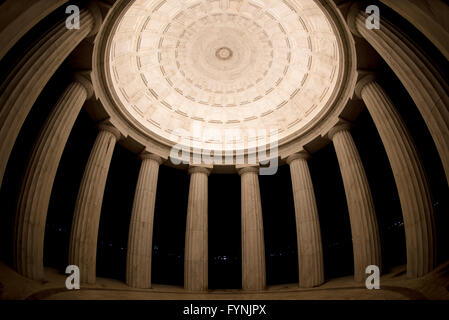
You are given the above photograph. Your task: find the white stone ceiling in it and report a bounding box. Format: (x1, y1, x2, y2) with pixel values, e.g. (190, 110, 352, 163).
(108, 0, 341, 151)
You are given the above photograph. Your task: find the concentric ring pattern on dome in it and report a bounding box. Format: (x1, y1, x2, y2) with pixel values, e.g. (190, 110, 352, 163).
(108, 0, 341, 151)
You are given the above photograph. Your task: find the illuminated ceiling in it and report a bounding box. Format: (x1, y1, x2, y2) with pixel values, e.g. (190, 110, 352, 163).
(107, 0, 342, 151)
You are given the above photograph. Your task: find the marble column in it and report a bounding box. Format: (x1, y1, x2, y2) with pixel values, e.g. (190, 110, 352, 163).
(287, 152, 324, 288)
(69, 124, 120, 284)
(126, 153, 163, 289)
(329, 124, 382, 281)
(348, 5, 449, 187)
(0, 5, 102, 190)
(380, 0, 449, 61)
(14, 75, 93, 280)
(356, 75, 436, 277)
(184, 166, 210, 291)
(0, 0, 68, 61)
(238, 166, 266, 291)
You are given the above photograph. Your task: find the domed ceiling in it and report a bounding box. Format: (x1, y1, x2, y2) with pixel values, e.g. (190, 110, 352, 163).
(106, 0, 342, 152)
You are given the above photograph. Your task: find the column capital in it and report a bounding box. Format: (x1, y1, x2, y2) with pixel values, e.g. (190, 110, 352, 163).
(74, 72, 94, 99)
(86, 2, 103, 38)
(355, 73, 377, 99)
(286, 151, 311, 165)
(140, 152, 164, 165)
(188, 166, 212, 176)
(328, 122, 353, 140)
(98, 122, 121, 140)
(346, 2, 363, 38)
(237, 166, 259, 176)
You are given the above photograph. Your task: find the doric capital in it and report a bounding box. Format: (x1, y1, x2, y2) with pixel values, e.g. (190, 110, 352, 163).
(140, 152, 164, 165)
(346, 2, 363, 38)
(87, 2, 104, 38)
(188, 166, 212, 176)
(74, 72, 94, 99)
(286, 151, 311, 165)
(328, 122, 353, 140)
(237, 166, 259, 176)
(98, 122, 121, 140)
(355, 73, 377, 99)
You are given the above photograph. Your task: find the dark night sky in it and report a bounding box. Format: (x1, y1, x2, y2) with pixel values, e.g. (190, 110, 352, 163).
(0, 1, 448, 289)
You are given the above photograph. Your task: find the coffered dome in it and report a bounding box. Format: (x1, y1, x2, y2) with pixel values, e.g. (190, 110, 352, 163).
(100, 0, 348, 153)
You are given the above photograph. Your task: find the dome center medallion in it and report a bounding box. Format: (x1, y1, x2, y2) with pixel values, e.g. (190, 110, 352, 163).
(216, 47, 233, 61)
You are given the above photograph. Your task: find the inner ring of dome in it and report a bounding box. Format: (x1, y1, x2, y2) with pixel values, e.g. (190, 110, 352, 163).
(175, 21, 273, 93)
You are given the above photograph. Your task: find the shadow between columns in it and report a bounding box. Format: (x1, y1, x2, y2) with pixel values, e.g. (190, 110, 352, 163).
(208, 173, 241, 290)
(152, 165, 189, 286)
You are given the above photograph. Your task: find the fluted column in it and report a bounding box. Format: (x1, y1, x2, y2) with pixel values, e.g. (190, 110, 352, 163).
(238, 166, 266, 291)
(0, 5, 102, 190)
(184, 166, 210, 291)
(356, 75, 436, 277)
(0, 0, 68, 61)
(69, 124, 120, 284)
(380, 0, 449, 61)
(329, 124, 381, 281)
(287, 152, 324, 288)
(14, 75, 93, 280)
(126, 153, 163, 289)
(348, 5, 449, 187)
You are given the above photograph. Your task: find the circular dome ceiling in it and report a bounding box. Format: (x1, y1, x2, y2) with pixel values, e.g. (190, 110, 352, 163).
(106, 0, 342, 152)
